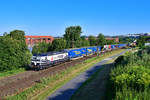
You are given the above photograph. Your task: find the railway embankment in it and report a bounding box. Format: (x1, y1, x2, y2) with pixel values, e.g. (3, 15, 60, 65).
(1, 49, 125, 100)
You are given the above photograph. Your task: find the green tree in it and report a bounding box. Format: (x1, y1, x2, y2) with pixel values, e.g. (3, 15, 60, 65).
(106, 39, 116, 45)
(81, 39, 90, 47)
(88, 35, 97, 46)
(0, 36, 18, 71)
(51, 38, 66, 51)
(64, 26, 82, 48)
(9, 30, 26, 41)
(80, 36, 86, 40)
(32, 42, 51, 54)
(119, 36, 134, 44)
(0, 30, 32, 71)
(9, 30, 31, 67)
(97, 33, 106, 46)
(80, 36, 90, 47)
(137, 36, 147, 48)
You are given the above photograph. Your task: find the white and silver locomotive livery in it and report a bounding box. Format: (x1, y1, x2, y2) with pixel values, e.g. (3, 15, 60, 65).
(31, 51, 69, 70)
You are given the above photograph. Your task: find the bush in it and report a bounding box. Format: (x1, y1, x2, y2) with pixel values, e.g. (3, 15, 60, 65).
(115, 86, 150, 100)
(109, 47, 150, 100)
(32, 42, 51, 54)
(0, 30, 32, 71)
(111, 66, 150, 89)
(114, 52, 139, 67)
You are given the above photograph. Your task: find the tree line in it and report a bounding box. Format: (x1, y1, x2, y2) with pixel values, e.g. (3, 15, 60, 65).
(0, 25, 117, 72)
(32, 26, 117, 54)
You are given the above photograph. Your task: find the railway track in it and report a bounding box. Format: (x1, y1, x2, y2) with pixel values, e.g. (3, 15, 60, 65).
(0, 54, 96, 97)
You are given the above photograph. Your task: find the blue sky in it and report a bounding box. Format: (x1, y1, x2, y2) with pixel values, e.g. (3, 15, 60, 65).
(0, 0, 150, 36)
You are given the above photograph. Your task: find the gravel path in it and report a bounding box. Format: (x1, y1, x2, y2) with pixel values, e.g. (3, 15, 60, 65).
(46, 50, 128, 100)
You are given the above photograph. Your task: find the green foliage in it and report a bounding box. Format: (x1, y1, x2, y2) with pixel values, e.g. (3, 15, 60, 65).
(81, 38, 90, 47)
(64, 26, 82, 41)
(110, 47, 150, 100)
(88, 35, 97, 46)
(32, 42, 51, 54)
(0, 37, 21, 71)
(51, 38, 66, 51)
(114, 55, 128, 66)
(114, 52, 138, 67)
(0, 68, 25, 78)
(136, 36, 150, 48)
(9, 30, 26, 41)
(111, 66, 150, 89)
(137, 36, 147, 48)
(0, 30, 32, 71)
(64, 26, 82, 48)
(74, 37, 90, 48)
(119, 36, 134, 44)
(115, 87, 150, 100)
(106, 39, 117, 45)
(97, 33, 106, 46)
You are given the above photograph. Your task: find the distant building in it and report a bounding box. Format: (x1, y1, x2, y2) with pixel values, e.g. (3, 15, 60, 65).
(25, 36, 54, 47)
(85, 37, 88, 40)
(127, 33, 150, 38)
(105, 37, 119, 42)
(127, 34, 140, 38)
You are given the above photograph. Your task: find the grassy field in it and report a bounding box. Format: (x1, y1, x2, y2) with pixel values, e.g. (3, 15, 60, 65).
(0, 68, 25, 79)
(5, 49, 125, 100)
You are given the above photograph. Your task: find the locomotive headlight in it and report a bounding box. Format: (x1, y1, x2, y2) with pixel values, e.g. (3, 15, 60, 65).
(34, 62, 37, 66)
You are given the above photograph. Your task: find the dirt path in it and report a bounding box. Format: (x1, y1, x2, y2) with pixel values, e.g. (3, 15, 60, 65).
(0, 56, 94, 97)
(46, 50, 128, 100)
(71, 62, 113, 100)
(70, 50, 129, 100)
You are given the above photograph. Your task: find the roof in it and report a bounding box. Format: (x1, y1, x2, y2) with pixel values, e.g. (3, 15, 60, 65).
(25, 35, 53, 39)
(105, 37, 118, 40)
(33, 51, 67, 56)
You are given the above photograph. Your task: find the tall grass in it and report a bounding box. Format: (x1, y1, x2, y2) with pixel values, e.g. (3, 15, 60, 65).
(109, 47, 150, 100)
(115, 86, 150, 100)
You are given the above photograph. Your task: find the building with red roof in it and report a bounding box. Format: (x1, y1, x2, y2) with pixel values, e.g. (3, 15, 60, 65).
(25, 36, 54, 47)
(105, 37, 119, 42)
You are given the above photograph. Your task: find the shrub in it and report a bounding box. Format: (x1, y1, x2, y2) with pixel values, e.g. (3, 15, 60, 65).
(110, 47, 150, 100)
(115, 86, 150, 100)
(111, 66, 150, 89)
(32, 42, 51, 54)
(0, 30, 32, 71)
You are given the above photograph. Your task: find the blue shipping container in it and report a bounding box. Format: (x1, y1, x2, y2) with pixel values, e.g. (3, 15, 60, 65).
(65, 48, 83, 58)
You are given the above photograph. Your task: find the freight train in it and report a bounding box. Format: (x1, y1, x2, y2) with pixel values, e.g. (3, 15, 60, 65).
(31, 44, 127, 70)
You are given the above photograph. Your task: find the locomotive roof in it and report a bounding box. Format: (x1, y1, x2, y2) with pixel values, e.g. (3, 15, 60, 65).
(64, 46, 101, 51)
(33, 51, 67, 56)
